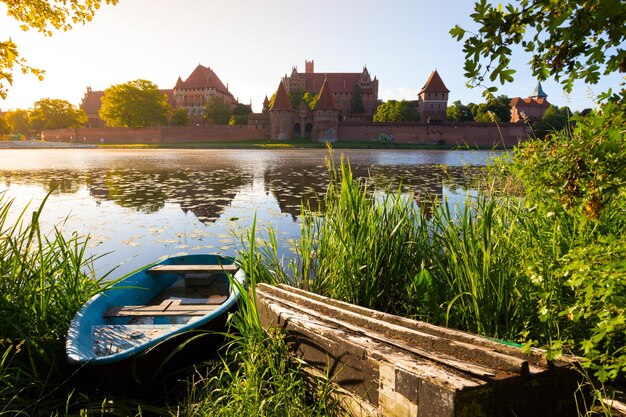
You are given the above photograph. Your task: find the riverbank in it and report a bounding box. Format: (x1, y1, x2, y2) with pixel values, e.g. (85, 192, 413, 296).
(0, 140, 96, 149)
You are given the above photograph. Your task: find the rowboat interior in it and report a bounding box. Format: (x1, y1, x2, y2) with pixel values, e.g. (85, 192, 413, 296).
(92, 264, 238, 357)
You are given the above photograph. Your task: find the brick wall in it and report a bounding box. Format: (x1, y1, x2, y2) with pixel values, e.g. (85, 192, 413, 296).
(42, 125, 271, 144)
(339, 121, 528, 147)
(42, 121, 527, 147)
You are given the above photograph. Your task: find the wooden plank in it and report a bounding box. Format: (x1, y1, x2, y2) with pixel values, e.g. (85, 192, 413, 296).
(259, 284, 529, 377)
(147, 264, 238, 274)
(104, 303, 217, 317)
(277, 284, 552, 368)
(255, 284, 585, 417)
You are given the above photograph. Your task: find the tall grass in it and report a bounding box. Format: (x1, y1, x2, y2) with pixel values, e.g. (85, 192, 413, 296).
(242, 146, 626, 403)
(0, 192, 116, 415)
(178, 218, 339, 416)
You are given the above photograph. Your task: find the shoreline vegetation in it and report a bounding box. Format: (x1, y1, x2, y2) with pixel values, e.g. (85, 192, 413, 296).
(1, 104, 624, 416)
(0, 138, 502, 150)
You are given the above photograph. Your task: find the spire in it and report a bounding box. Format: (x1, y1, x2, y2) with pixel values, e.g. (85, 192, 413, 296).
(314, 78, 337, 111)
(530, 80, 548, 99)
(270, 81, 294, 111)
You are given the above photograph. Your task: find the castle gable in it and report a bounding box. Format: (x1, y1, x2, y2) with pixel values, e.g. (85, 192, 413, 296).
(419, 70, 450, 94)
(270, 82, 294, 112)
(314, 79, 337, 111)
(176, 64, 230, 94)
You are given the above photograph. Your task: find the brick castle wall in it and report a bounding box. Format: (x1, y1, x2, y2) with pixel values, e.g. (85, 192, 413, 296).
(338, 122, 528, 147)
(42, 125, 272, 144)
(42, 122, 527, 147)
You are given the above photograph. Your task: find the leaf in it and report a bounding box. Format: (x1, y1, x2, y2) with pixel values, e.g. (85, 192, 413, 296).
(450, 25, 466, 40)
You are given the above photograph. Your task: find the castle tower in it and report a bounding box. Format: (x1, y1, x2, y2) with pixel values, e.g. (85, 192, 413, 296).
(418, 70, 449, 122)
(529, 80, 548, 99)
(269, 81, 295, 140)
(305, 60, 314, 73)
(510, 81, 550, 123)
(173, 64, 236, 125)
(262, 95, 270, 114)
(313, 78, 339, 142)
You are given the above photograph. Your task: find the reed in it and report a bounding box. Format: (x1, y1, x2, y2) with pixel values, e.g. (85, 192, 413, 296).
(179, 218, 339, 416)
(0, 192, 117, 415)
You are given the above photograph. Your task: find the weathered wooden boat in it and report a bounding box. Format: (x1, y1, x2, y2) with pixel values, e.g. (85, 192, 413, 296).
(66, 254, 245, 386)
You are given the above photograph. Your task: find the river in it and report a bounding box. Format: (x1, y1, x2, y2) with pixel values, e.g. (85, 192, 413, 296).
(0, 148, 497, 277)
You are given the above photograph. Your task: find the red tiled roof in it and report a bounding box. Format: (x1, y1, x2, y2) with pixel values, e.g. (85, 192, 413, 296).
(314, 78, 337, 111)
(419, 70, 449, 94)
(270, 82, 294, 111)
(510, 97, 550, 108)
(175, 64, 230, 94)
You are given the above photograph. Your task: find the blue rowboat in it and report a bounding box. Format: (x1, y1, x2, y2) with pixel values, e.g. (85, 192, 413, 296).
(66, 254, 245, 377)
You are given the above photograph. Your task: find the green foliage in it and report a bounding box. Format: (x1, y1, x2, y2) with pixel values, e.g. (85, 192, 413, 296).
(204, 96, 232, 125)
(4, 109, 30, 134)
(0, 116, 10, 137)
(473, 95, 511, 122)
(446, 100, 474, 122)
(450, 0, 626, 97)
(303, 92, 318, 110)
(373, 100, 420, 122)
(350, 84, 365, 114)
(288, 90, 318, 110)
(0, 0, 118, 99)
(532, 105, 571, 137)
(232, 103, 252, 116)
(170, 108, 190, 126)
(0, 192, 113, 413)
(228, 115, 248, 126)
(559, 239, 626, 383)
(28, 98, 87, 132)
(514, 102, 626, 219)
(181, 220, 338, 417)
(100, 79, 172, 128)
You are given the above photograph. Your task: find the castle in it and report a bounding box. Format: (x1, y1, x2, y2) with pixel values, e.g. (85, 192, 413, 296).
(81, 64, 236, 127)
(73, 61, 544, 146)
(509, 81, 550, 123)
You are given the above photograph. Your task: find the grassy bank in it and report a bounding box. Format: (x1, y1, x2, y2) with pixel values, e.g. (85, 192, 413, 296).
(241, 105, 625, 413)
(0, 195, 339, 416)
(1, 104, 623, 415)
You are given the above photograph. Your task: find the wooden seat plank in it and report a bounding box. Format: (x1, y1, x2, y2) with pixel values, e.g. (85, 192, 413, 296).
(148, 264, 238, 274)
(104, 303, 218, 318)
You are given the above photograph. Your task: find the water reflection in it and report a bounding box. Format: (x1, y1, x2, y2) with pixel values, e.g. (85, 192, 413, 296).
(0, 149, 495, 276)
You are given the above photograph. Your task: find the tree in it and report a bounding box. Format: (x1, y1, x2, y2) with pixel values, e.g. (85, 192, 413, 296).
(5, 109, 30, 133)
(0, 117, 10, 138)
(373, 100, 420, 122)
(450, 0, 626, 98)
(204, 96, 231, 125)
(29, 98, 87, 132)
(474, 95, 511, 122)
(99, 79, 172, 128)
(533, 105, 571, 137)
(232, 103, 252, 115)
(351, 84, 365, 114)
(1, 0, 118, 99)
(302, 92, 318, 110)
(170, 108, 190, 126)
(447, 100, 474, 122)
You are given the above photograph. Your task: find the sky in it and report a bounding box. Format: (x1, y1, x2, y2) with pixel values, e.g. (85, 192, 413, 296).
(0, 0, 622, 113)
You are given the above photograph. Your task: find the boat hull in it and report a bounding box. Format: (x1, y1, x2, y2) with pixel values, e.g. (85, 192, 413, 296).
(65, 254, 245, 391)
